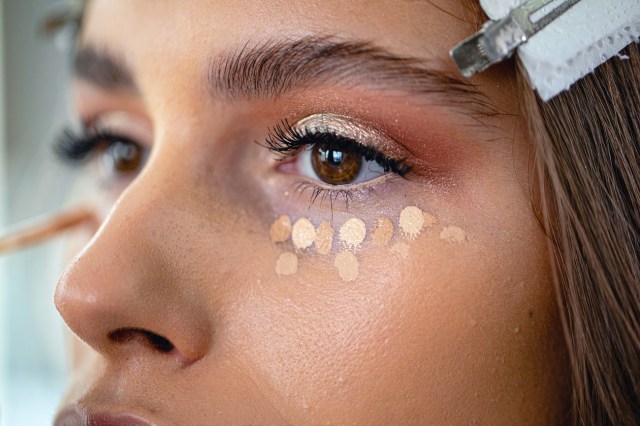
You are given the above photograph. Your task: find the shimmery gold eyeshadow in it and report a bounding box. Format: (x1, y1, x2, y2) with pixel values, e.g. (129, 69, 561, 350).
(372, 217, 394, 247)
(269, 215, 292, 243)
(339, 218, 367, 251)
(399, 206, 425, 240)
(315, 221, 334, 255)
(275, 252, 298, 275)
(292, 218, 316, 250)
(390, 242, 410, 258)
(440, 226, 467, 243)
(334, 251, 359, 282)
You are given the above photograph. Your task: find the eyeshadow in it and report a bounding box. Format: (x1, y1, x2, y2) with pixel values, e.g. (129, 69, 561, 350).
(292, 218, 316, 250)
(371, 217, 394, 247)
(315, 221, 334, 255)
(270, 215, 292, 243)
(399, 206, 425, 240)
(439, 226, 467, 243)
(275, 252, 298, 275)
(339, 218, 367, 251)
(334, 251, 359, 282)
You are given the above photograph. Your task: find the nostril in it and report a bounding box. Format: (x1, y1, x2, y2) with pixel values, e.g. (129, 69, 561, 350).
(108, 328, 175, 353)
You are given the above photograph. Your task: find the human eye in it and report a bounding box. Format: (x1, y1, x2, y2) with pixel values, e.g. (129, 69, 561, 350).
(263, 114, 411, 201)
(54, 123, 149, 182)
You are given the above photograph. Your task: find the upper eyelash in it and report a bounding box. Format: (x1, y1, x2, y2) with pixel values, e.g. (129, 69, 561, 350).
(263, 120, 411, 176)
(54, 126, 136, 163)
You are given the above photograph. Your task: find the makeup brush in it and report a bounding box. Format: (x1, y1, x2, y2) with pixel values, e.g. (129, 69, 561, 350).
(0, 207, 96, 254)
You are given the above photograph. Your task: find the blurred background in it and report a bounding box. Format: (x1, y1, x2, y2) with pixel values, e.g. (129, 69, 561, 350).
(1, 0, 78, 424)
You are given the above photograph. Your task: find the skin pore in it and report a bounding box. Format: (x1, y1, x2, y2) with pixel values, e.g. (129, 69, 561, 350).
(54, 0, 570, 424)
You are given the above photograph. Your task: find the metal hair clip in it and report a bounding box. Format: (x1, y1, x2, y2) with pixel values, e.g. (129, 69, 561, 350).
(450, 0, 582, 77)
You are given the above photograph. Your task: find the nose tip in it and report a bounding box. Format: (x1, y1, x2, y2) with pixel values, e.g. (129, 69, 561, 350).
(54, 231, 214, 365)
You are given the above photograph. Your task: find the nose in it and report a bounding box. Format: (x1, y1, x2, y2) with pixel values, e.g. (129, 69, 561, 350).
(55, 167, 215, 365)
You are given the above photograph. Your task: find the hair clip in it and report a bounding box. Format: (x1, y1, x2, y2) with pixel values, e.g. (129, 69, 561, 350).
(450, 0, 581, 78)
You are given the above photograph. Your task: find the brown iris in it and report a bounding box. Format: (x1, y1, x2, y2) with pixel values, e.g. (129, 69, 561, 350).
(311, 143, 362, 185)
(104, 140, 143, 175)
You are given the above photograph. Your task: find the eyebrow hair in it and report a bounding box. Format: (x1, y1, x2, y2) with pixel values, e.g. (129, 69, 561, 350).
(74, 46, 137, 93)
(74, 36, 499, 117)
(209, 36, 498, 116)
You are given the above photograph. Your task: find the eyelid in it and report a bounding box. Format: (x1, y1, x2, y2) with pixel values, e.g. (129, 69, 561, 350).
(296, 113, 409, 161)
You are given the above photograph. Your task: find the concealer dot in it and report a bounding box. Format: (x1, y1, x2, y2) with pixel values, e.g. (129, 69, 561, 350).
(440, 226, 467, 243)
(315, 221, 334, 255)
(292, 218, 316, 250)
(390, 242, 410, 258)
(423, 211, 438, 228)
(339, 218, 367, 251)
(269, 215, 292, 243)
(334, 251, 359, 282)
(275, 252, 298, 275)
(399, 206, 425, 240)
(372, 217, 394, 247)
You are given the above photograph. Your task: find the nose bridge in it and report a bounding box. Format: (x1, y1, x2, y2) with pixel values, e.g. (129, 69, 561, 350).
(55, 156, 215, 364)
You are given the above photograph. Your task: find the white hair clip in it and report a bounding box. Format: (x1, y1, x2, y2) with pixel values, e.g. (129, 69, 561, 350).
(450, 0, 640, 101)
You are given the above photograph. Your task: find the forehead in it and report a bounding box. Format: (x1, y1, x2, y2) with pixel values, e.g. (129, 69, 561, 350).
(81, 0, 480, 62)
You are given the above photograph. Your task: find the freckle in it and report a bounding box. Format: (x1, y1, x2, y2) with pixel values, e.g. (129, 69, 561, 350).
(275, 252, 298, 276)
(372, 217, 394, 247)
(315, 221, 334, 255)
(439, 226, 467, 243)
(390, 242, 410, 258)
(292, 218, 316, 250)
(399, 206, 425, 240)
(269, 215, 292, 243)
(339, 218, 366, 251)
(334, 251, 359, 282)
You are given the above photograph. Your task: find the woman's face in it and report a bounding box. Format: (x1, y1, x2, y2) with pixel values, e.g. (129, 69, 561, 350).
(54, 0, 569, 424)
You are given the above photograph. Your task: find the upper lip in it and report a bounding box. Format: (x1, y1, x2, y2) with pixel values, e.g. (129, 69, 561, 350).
(55, 405, 157, 426)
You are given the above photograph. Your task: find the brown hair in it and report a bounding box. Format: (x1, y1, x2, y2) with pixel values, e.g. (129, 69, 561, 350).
(522, 44, 640, 424)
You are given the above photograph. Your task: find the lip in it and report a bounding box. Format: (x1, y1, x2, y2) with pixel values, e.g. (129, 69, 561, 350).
(55, 405, 156, 426)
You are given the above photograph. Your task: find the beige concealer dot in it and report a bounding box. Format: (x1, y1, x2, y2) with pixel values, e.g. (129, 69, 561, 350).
(292, 218, 316, 250)
(423, 211, 438, 228)
(334, 251, 359, 282)
(440, 226, 467, 243)
(372, 217, 394, 247)
(315, 221, 334, 255)
(339, 218, 367, 251)
(399, 206, 425, 240)
(275, 252, 298, 276)
(390, 242, 410, 258)
(269, 215, 292, 243)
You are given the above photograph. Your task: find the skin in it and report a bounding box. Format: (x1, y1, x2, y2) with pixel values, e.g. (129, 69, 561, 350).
(54, 0, 571, 424)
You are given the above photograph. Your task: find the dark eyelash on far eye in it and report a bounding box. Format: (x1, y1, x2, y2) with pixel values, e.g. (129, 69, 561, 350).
(263, 120, 411, 177)
(54, 126, 133, 164)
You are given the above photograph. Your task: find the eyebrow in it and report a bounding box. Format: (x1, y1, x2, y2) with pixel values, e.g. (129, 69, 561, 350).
(74, 36, 498, 116)
(210, 36, 497, 115)
(74, 46, 137, 93)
